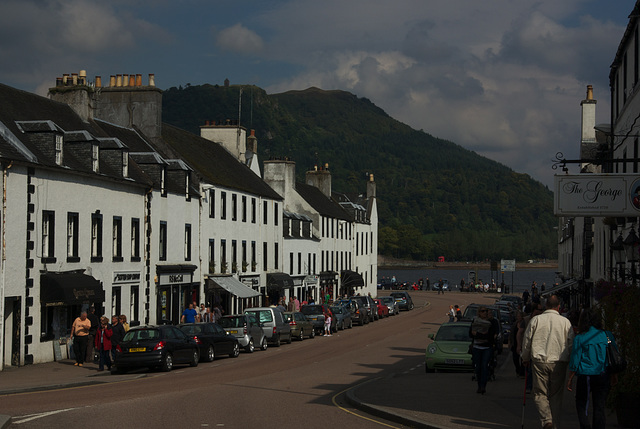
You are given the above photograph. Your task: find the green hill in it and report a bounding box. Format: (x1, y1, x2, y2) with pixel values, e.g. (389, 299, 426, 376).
(162, 83, 557, 262)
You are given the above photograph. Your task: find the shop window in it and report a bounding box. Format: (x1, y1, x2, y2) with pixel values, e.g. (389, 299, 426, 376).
(67, 212, 79, 262)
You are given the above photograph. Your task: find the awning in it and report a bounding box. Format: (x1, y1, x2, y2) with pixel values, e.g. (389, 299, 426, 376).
(341, 270, 364, 288)
(40, 272, 105, 306)
(542, 280, 578, 296)
(206, 275, 260, 298)
(266, 272, 294, 289)
(319, 271, 338, 279)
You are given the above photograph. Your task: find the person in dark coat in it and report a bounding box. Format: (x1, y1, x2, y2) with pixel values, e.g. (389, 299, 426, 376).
(95, 316, 113, 371)
(86, 306, 99, 363)
(110, 315, 126, 362)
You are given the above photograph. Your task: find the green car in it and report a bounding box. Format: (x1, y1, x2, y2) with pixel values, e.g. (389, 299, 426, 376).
(425, 322, 474, 373)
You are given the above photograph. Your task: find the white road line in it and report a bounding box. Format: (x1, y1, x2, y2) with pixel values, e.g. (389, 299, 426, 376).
(12, 407, 80, 424)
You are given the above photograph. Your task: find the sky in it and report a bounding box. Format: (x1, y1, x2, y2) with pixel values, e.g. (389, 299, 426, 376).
(0, 0, 637, 187)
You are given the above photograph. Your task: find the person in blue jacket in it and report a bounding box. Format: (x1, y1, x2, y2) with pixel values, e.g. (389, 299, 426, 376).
(566, 308, 617, 429)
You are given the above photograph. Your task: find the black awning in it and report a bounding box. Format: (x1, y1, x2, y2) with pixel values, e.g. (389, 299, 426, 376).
(319, 271, 338, 279)
(267, 272, 295, 290)
(40, 272, 105, 306)
(341, 270, 364, 288)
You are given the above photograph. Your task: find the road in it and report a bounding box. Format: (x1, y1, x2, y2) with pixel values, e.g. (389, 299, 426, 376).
(2, 291, 501, 428)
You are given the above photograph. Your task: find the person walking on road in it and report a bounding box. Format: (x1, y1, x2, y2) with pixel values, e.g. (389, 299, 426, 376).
(470, 306, 496, 394)
(70, 311, 91, 367)
(522, 295, 574, 429)
(566, 308, 616, 429)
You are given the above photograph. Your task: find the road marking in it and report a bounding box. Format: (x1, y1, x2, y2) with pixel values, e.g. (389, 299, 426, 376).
(12, 407, 79, 424)
(332, 383, 401, 428)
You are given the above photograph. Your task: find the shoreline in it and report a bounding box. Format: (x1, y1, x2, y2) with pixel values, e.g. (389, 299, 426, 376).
(377, 259, 558, 271)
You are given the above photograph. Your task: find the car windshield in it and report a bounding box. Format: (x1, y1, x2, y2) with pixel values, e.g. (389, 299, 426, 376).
(463, 307, 498, 319)
(390, 293, 406, 300)
(301, 305, 323, 315)
(219, 317, 242, 328)
(330, 306, 343, 314)
(123, 329, 159, 342)
(283, 313, 293, 322)
(380, 297, 393, 304)
(246, 310, 273, 323)
(435, 325, 472, 342)
(179, 325, 205, 335)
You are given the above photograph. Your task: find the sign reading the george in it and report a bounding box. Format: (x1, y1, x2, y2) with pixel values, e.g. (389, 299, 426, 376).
(501, 259, 516, 272)
(554, 174, 640, 216)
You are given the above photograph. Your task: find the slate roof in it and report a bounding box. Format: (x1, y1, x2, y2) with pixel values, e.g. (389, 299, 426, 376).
(295, 182, 352, 221)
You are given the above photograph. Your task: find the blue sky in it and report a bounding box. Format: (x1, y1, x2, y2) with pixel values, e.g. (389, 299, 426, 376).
(0, 0, 637, 187)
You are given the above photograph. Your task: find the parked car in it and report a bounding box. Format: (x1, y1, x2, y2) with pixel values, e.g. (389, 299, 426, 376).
(425, 322, 474, 373)
(378, 296, 399, 315)
(300, 304, 336, 334)
(373, 299, 389, 318)
(330, 304, 353, 330)
(460, 304, 504, 353)
(432, 279, 450, 291)
(218, 314, 267, 353)
(498, 294, 523, 308)
(390, 291, 414, 311)
(283, 311, 315, 340)
(112, 325, 199, 373)
(244, 307, 292, 346)
(336, 299, 369, 325)
(350, 295, 378, 321)
(178, 322, 239, 362)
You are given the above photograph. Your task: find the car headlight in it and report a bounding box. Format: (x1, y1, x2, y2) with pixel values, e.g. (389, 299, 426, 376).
(427, 345, 437, 354)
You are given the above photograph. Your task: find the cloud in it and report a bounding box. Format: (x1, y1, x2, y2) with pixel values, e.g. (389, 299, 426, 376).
(216, 24, 264, 54)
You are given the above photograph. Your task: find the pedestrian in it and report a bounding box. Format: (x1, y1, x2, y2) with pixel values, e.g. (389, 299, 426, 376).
(522, 295, 574, 429)
(199, 303, 206, 321)
(324, 311, 332, 336)
(181, 303, 198, 323)
(566, 308, 616, 429)
(518, 302, 544, 392)
(455, 305, 462, 321)
(202, 307, 212, 323)
(287, 296, 295, 312)
(119, 314, 130, 332)
(86, 306, 99, 363)
(509, 310, 525, 377)
(110, 315, 125, 362)
(437, 278, 444, 294)
(469, 306, 496, 394)
(70, 311, 91, 367)
(95, 316, 112, 371)
(212, 304, 223, 322)
(447, 305, 455, 322)
(294, 296, 300, 311)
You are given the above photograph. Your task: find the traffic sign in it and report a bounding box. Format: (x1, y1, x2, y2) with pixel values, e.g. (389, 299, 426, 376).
(501, 259, 516, 272)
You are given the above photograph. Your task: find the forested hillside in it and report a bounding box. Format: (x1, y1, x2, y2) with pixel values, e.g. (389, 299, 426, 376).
(162, 83, 557, 261)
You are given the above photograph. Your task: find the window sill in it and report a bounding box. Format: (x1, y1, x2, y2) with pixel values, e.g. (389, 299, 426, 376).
(91, 256, 103, 263)
(66, 257, 80, 263)
(41, 257, 56, 264)
(113, 257, 124, 263)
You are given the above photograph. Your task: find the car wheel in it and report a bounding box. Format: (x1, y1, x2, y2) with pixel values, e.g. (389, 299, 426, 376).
(310, 329, 315, 339)
(161, 353, 173, 372)
(110, 366, 126, 375)
(229, 342, 240, 358)
(340, 320, 344, 330)
(190, 349, 199, 367)
(410, 304, 414, 310)
(245, 338, 255, 353)
(206, 345, 215, 362)
(425, 365, 435, 373)
(349, 319, 353, 329)
(260, 337, 268, 350)
(287, 333, 292, 344)
(299, 330, 304, 341)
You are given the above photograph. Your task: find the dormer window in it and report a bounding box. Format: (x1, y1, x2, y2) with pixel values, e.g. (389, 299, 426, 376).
(92, 144, 99, 172)
(55, 134, 63, 165)
(160, 167, 166, 196)
(122, 151, 129, 177)
(185, 172, 190, 200)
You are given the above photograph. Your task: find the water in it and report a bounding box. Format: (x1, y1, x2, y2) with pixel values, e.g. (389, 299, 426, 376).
(378, 267, 559, 295)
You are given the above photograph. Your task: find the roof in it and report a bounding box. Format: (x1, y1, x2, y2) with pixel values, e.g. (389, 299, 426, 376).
(295, 182, 352, 221)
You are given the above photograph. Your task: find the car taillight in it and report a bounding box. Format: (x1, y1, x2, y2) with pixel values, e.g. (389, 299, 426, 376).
(193, 336, 202, 345)
(356, 310, 360, 315)
(243, 323, 248, 335)
(153, 340, 166, 351)
(272, 327, 277, 335)
(289, 321, 297, 326)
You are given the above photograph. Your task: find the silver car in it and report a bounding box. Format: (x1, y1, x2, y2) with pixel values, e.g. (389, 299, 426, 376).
(218, 314, 267, 353)
(378, 296, 399, 315)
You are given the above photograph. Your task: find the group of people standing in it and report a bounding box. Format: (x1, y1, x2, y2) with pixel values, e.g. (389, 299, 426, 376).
(181, 301, 223, 323)
(70, 307, 129, 371)
(492, 293, 617, 429)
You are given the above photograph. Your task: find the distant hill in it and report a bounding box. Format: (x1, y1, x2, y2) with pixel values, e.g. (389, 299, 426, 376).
(162, 83, 557, 262)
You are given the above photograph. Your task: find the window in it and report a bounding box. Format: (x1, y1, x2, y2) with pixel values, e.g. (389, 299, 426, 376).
(263, 202, 268, 225)
(297, 252, 301, 275)
(274, 203, 279, 226)
(67, 212, 79, 262)
(131, 285, 139, 324)
(91, 213, 103, 262)
(122, 151, 129, 177)
(209, 189, 215, 218)
(221, 192, 227, 220)
(232, 194, 237, 221)
(251, 198, 256, 223)
(209, 239, 215, 272)
(55, 134, 63, 165)
(184, 224, 192, 261)
(221, 240, 227, 272)
(159, 221, 167, 261)
(42, 210, 55, 262)
(112, 216, 123, 262)
(92, 144, 99, 172)
(185, 172, 190, 200)
(161, 167, 166, 197)
(131, 218, 140, 261)
(242, 241, 247, 272)
(274, 242, 279, 270)
(242, 196, 247, 222)
(289, 253, 294, 275)
(251, 241, 256, 271)
(231, 240, 237, 273)
(263, 242, 268, 270)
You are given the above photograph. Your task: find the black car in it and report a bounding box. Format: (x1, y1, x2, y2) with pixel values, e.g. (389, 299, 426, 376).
(300, 304, 336, 334)
(349, 296, 378, 321)
(390, 291, 414, 311)
(112, 325, 199, 373)
(336, 299, 369, 325)
(178, 322, 240, 362)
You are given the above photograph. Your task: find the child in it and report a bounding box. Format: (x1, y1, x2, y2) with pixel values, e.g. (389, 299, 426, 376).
(324, 313, 332, 336)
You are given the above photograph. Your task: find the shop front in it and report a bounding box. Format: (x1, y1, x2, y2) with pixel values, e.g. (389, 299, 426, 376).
(340, 270, 364, 297)
(112, 270, 142, 326)
(319, 271, 338, 303)
(156, 264, 198, 325)
(266, 272, 294, 306)
(205, 275, 261, 316)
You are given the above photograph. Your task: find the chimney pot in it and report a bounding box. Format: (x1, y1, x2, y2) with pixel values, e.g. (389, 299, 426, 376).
(251, 129, 255, 136)
(95, 76, 102, 88)
(116, 74, 122, 87)
(149, 74, 155, 87)
(109, 75, 116, 87)
(136, 74, 142, 87)
(63, 74, 69, 85)
(129, 75, 135, 87)
(72, 73, 78, 85)
(123, 74, 129, 86)
(205, 120, 210, 126)
(587, 85, 593, 101)
(56, 77, 63, 87)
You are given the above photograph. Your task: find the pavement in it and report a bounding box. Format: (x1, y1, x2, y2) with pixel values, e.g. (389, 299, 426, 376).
(0, 351, 620, 428)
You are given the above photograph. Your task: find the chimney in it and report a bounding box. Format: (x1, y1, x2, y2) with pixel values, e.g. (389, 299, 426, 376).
(79, 70, 87, 85)
(263, 159, 296, 199)
(71, 73, 78, 85)
(367, 173, 376, 199)
(580, 85, 598, 169)
(246, 129, 258, 153)
(306, 166, 332, 198)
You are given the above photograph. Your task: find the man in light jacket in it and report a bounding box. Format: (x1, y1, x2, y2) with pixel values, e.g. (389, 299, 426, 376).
(521, 295, 574, 429)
